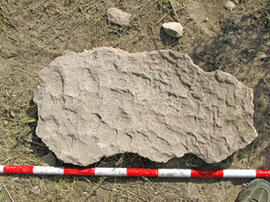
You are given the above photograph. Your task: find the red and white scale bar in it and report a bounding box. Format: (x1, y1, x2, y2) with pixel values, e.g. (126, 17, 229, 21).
(1, 166, 270, 178)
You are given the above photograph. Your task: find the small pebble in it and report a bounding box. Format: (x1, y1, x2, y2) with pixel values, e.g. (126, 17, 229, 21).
(9, 111, 15, 118)
(225, 1, 236, 11)
(107, 7, 131, 27)
(162, 22, 183, 38)
(203, 17, 209, 23)
(3, 120, 8, 127)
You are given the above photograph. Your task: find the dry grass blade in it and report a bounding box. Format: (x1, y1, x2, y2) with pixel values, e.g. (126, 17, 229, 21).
(0, 5, 17, 31)
(101, 186, 148, 202)
(149, 24, 158, 50)
(115, 0, 158, 46)
(169, 0, 179, 22)
(2, 185, 13, 202)
(1, 157, 11, 165)
(246, 139, 256, 168)
(157, 3, 186, 24)
(84, 177, 107, 201)
(22, 138, 47, 148)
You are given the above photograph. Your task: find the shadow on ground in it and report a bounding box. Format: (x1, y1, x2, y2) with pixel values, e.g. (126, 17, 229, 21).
(190, 1, 270, 170)
(254, 73, 270, 169)
(159, 27, 180, 46)
(191, 2, 270, 73)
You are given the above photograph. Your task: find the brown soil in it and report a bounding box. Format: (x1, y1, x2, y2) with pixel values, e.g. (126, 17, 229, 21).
(0, 0, 269, 201)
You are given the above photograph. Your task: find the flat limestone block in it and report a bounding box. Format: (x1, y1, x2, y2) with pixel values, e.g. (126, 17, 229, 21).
(33, 47, 257, 166)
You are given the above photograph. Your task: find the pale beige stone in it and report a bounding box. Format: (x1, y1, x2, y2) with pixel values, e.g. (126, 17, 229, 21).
(225, 1, 236, 11)
(162, 22, 183, 38)
(107, 7, 131, 26)
(34, 47, 257, 166)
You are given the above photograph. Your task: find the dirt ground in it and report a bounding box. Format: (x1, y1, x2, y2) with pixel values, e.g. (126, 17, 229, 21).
(0, 0, 269, 201)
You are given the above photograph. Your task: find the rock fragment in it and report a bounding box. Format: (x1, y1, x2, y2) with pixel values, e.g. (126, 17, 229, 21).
(225, 1, 236, 11)
(107, 7, 131, 26)
(3, 120, 8, 127)
(162, 22, 183, 38)
(34, 47, 257, 166)
(9, 111, 15, 118)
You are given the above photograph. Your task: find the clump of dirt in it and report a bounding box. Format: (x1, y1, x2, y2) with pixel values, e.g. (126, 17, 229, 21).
(0, 0, 269, 201)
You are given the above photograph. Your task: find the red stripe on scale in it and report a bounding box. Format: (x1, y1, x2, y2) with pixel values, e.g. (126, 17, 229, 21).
(64, 168, 95, 175)
(127, 168, 158, 177)
(191, 169, 223, 178)
(256, 170, 270, 178)
(4, 166, 33, 174)
(2, 166, 270, 178)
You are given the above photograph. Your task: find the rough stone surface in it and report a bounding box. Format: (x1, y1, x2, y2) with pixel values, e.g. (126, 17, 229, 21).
(34, 47, 257, 166)
(225, 1, 236, 11)
(162, 22, 183, 38)
(107, 7, 131, 26)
